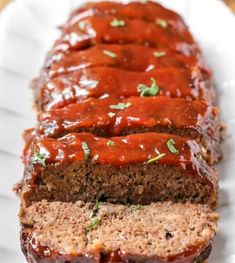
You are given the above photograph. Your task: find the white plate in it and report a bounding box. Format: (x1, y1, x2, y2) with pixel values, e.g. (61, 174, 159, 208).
(0, 0, 235, 262)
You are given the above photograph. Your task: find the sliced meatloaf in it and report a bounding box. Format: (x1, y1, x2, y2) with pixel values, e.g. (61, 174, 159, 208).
(20, 200, 218, 263)
(37, 96, 221, 163)
(55, 14, 198, 56)
(21, 132, 218, 207)
(35, 67, 214, 111)
(43, 44, 210, 80)
(67, 1, 189, 36)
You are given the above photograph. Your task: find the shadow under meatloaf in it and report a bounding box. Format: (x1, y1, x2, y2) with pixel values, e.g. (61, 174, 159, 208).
(42, 44, 211, 80)
(34, 67, 214, 112)
(21, 132, 218, 208)
(37, 96, 222, 164)
(19, 200, 218, 263)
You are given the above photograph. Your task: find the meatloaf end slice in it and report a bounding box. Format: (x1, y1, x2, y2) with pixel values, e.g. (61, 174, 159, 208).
(20, 132, 218, 207)
(68, 1, 188, 35)
(20, 200, 218, 263)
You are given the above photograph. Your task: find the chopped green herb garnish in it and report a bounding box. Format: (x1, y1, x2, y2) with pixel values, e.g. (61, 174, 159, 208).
(86, 217, 101, 233)
(109, 102, 132, 110)
(107, 140, 115, 147)
(110, 19, 125, 27)
(103, 50, 117, 58)
(139, 0, 148, 3)
(32, 152, 47, 167)
(93, 200, 101, 213)
(167, 139, 179, 155)
(78, 20, 87, 30)
(89, 200, 101, 219)
(156, 19, 168, 28)
(153, 51, 166, 58)
(138, 78, 159, 97)
(147, 153, 166, 164)
(81, 141, 90, 161)
(132, 204, 144, 211)
(108, 112, 116, 118)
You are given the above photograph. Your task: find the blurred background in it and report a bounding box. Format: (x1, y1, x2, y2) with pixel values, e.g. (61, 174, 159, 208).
(1, 0, 235, 12)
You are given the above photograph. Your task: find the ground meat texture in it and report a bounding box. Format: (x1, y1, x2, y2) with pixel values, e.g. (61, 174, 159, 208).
(37, 96, 222, 164)
(21, 133, 218, 208)
(19, 200, 218, 263)
(34, 67, 214, 112)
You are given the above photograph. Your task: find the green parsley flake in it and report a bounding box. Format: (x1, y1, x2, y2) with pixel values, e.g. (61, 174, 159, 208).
(167, 139, 179, 155)
(93, 200, 101, 213)
(109, 102, 132, 110)
(147, 153, 166, 164)
(156, 19, 168, 28)
(103, 50, 117, 58)
(81, 141, 90, 161)
(108, 112, 116, 118)
(110, 19, 125, 27)
(138, 78, 159, 97)
(78, 20, 87, 30)
(89, 200, 101, 219)
(153, 51, 166, 58)
(107, 140, 115, 147)
(32, 152, 47, 167)
(86, 217, 101, 233)
(132, 204, 144, 211)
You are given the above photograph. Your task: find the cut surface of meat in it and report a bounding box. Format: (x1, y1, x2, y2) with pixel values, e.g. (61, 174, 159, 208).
(20, 200, 218, 263)
(21, 132, 218, 207)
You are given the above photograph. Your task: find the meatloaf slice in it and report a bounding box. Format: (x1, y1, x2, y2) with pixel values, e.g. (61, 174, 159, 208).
(20, 200, 218, 263)
(21, 132, 218, 207)
(68, 1, 189, 36)
(34, 67, 214, 111)
(55, 15, 198, 56)
(37, 97, 221, 164)
(44, 44, 210, 79)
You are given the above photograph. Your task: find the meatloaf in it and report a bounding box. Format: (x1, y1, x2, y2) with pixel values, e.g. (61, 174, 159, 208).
(68, 1, 190, 35)
(42, 44, 210, 80)
(20, 200, 218, 263)
(21, 132, 218, 207)
(35, 67, 214, 112)
(37, 96, 221, 163)
(17, 1, 222, 262)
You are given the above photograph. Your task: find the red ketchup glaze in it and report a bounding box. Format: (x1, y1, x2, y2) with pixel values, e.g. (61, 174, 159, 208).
(102, 247, 208, 263)
(23, 234, 209, 263)
(45, 44, 210, 79)
(57, 15, 198, 56)
(31, 132, 202, 172)
(36, 67, 213, 111)
(68, 1, 189, 37)
(22, 233, 99, 263)
(38, 96, 216, 139)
